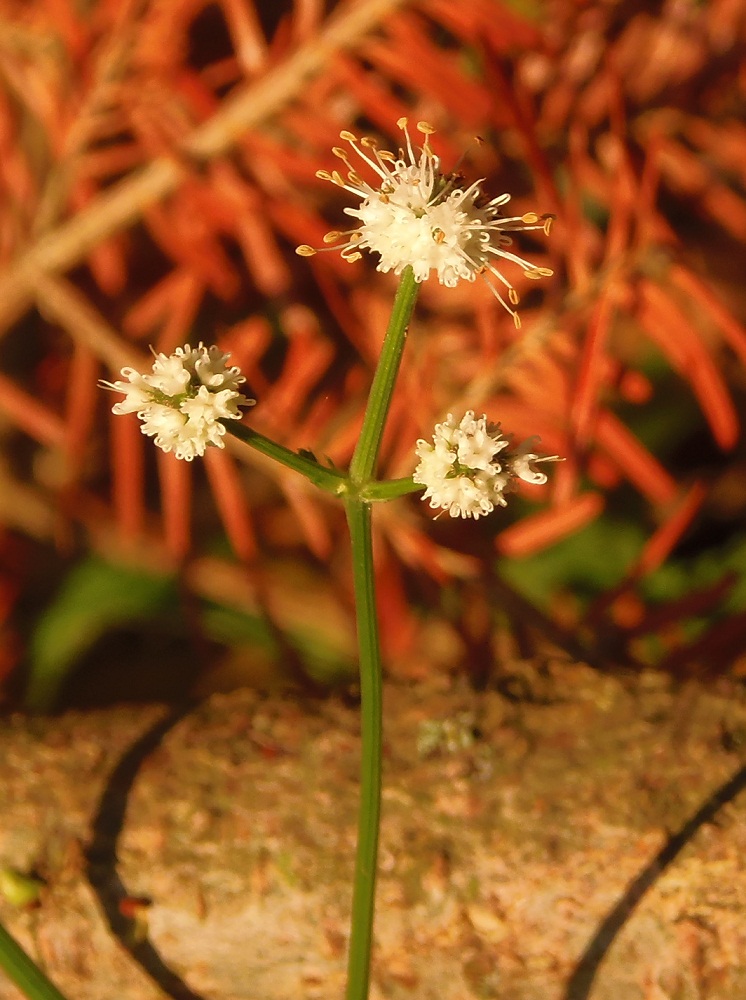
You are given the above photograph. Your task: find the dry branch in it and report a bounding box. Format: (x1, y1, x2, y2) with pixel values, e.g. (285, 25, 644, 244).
(0, 0, 411, 335)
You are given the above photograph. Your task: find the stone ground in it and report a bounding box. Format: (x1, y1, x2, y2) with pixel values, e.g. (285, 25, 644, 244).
(2, 660, 746, 1000)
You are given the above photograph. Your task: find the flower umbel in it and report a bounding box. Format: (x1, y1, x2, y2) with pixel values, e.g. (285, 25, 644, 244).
(297, 118, 553, 328)
(414, 411, 561, 519)
(100, 343, 254, 461)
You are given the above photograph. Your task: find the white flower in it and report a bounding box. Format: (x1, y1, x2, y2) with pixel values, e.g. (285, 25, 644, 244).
(297, 118, 553, 327)
(414, 411, 561, 519)
(101, 343, 254, 461)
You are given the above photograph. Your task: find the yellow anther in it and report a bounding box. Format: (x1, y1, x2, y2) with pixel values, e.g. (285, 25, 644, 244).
(521, 212, 539, 224)
(396, 116, 408, 129)
(323, 232, 342, 243)
(339, 130, 357, 142)
(513, 312, 522, 330)
(508, 288, 520, 305)
(295, 245, 316, 256)
(417, 121, 436, 135)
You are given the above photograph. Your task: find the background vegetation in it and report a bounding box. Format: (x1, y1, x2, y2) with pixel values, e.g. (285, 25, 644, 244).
(0, 0, 744, 711)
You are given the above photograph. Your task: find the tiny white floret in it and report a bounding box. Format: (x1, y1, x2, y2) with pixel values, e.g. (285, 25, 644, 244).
(101, 343, 254, 461)
(414, 411, 561, 519)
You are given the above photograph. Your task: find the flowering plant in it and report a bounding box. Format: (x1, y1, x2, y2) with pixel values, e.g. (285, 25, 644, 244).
(0, 123, 556, 1000)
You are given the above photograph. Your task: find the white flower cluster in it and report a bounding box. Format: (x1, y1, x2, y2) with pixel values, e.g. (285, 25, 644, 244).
(297, 118, 553, 328)
(101, 343, 254, 461)
(414, 411, 561, 519)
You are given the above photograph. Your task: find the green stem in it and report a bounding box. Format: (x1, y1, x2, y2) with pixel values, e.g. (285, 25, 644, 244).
(343, 498, 382, 1000)
(360, 476, 420, 502)
(228, 423, 346, 495)
(0, 923, 68, 1000)
(349, 268, 419, 486)
(342, 272, 420, 1000)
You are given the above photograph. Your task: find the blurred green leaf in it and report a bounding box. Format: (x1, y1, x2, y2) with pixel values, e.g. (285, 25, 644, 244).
(0, 869, 43, 908)
(26, 557, 177, 712)
(499, 517, 645, 606)
(202, 603, 355, 685)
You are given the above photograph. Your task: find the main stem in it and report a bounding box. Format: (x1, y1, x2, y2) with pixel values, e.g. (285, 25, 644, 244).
(344, 498, 382, 1000)
(344, 269, 419, 1000)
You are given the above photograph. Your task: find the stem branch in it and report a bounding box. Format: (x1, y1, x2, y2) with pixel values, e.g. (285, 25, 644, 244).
(228, 424, 346, 494)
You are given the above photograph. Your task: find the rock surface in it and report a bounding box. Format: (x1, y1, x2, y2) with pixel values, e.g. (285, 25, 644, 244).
(2, 661, 746, 1000)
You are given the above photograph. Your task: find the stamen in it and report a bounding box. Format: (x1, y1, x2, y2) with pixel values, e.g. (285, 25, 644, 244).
(342, 129, 390, 180)
(398, 117, 416, 166)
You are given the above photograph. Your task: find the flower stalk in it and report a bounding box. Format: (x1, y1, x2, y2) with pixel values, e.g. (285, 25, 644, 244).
(343, 497, 383, 1000)
(349, 267, 419, 485)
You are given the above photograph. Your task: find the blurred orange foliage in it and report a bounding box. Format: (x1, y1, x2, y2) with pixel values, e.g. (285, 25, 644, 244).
(0, 0, 745, 697)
